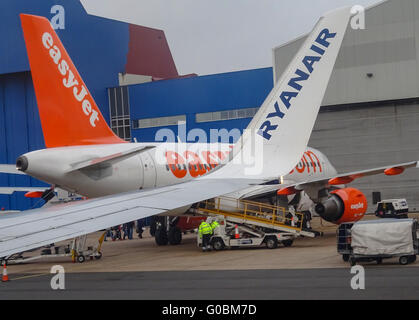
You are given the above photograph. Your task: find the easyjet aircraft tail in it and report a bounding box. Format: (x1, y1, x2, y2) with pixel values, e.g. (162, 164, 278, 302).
(20, 14, 124, 148)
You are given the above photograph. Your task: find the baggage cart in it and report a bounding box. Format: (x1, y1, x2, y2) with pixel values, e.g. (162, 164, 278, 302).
(337, 219, 418, 266)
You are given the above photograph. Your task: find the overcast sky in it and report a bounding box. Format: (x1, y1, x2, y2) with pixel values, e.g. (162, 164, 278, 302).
(81, 0, 380, 76)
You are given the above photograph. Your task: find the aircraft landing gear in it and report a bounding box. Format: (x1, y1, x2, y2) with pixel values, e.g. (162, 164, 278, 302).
(168, 226, 182, 245)
(154, 217, 183, 246)
(154, 216, 168, 246)
(155, 228, 168, 246)
(150, 216, 156, 237)
(168, 217, 182, 245)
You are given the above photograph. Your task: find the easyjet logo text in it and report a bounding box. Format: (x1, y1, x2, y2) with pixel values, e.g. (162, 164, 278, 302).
(351, 203, 364, 210)
(165, 150, 231, 179)
(289, 150, 322, 175)
(42, 32, 99, 127)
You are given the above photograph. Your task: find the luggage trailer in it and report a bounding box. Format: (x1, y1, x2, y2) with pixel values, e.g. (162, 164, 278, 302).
(337, 219, 419, 266)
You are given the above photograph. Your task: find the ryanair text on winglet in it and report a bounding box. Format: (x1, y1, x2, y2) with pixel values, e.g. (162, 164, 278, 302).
(257, 29, 337, 140)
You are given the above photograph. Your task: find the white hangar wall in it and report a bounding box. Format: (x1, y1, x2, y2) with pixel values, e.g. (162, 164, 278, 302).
(273, 0, 419, 211)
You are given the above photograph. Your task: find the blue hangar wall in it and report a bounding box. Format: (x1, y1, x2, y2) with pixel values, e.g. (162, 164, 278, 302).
(0, 1, 274, 211)
(129, 67, 274, 143)
(0, 0, 129, 210)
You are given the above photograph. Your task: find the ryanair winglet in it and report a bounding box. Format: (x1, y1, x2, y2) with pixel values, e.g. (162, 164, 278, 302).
(208, 7, 352, 179)
(20, 14, 125, 148)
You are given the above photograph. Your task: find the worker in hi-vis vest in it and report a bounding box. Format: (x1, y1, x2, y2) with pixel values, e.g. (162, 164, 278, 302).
(199, 220, 213, 252)
(210, 220, 220, 233)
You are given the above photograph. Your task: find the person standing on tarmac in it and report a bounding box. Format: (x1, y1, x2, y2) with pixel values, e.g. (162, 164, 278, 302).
(126, 221, 135, 240)
(136, 219, 144, 239)
(198, 220, 213, 252)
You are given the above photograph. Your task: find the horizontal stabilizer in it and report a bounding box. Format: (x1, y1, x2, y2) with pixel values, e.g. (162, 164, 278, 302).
(67, 146, 155, 173)
(0, 165, 26, 175)
(0, 187, 46, 195)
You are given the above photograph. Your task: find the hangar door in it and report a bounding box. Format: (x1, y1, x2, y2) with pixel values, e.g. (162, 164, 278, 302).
(108, 86, 132, 141)
(0, 72, 47, 210)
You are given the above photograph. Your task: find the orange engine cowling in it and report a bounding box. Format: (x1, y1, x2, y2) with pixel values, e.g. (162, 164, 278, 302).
(314, 188, 367, 224)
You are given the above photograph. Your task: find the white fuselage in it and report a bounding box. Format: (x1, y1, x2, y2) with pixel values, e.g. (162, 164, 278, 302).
(20, 143, 337, 199)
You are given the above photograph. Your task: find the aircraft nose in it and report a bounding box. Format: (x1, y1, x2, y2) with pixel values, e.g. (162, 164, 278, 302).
(16, 156, 28, 172)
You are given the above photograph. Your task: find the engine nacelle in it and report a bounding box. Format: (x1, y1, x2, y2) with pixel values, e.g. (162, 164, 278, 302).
(314, 188, 367, 224)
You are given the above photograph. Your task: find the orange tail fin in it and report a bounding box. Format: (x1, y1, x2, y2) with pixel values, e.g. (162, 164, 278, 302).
(20, 14, 125, 148)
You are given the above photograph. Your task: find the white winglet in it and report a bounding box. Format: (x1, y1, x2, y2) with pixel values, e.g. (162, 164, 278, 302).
(205, 7, 352, 180)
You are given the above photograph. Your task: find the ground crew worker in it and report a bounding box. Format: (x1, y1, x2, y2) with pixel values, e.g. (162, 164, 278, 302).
(303, 211, 312, 229)
(199, 220, 213, 252)
(136, 219, 144, 239)
(210, 220, 220, 234)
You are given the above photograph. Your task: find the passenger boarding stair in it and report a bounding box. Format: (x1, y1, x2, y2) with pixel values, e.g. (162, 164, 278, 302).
(195, 197, 322, 238)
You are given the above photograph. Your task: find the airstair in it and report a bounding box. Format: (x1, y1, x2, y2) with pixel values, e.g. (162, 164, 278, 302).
(195, 197, 322, 238)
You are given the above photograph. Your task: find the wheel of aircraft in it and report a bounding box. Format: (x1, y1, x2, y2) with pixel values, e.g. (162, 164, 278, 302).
(154, 216, 168, 245)
(168, 227, 182, 245)
(149, 216, 156, 237)
(154, 228, 168, 246)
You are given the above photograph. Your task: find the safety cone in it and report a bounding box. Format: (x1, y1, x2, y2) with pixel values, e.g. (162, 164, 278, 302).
(2, 262, 9, 282)
(234, 225, 240, 239)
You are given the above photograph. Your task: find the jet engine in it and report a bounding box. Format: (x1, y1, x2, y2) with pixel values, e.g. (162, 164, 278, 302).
(314, 188, 367, 224)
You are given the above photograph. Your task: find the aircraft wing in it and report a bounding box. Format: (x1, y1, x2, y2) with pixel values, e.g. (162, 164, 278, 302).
(0, 178, 263, 258)
(277, 161, 419, 193)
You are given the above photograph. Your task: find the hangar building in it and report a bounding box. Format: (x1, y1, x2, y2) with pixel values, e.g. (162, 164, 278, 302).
(127, 0, 419, 211)
(1, 0, 418, 213)
(273, 0, 419, 210)
(0, 0, 181, 210)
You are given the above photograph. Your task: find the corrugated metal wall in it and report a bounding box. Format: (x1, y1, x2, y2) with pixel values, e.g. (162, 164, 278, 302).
(128, 64, 419, 213)
(0, 72, 47, 210)
(273, 0, 419, 106)
(129, 68, 273, 142)
(311, 101, 419, 212)
(0, 0, 130, 124)
(272, 0, 419, 212)
(0, 0, 174, 210)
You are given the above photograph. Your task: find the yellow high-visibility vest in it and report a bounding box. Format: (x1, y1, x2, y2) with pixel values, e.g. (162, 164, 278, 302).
(210, 221, 220, 230)
(199, 222, 213, 238)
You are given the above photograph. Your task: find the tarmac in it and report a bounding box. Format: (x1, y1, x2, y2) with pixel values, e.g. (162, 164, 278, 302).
(3, 214, 419, 275)
(0, 214, 417, 300)
(1, 267, 418, 300)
